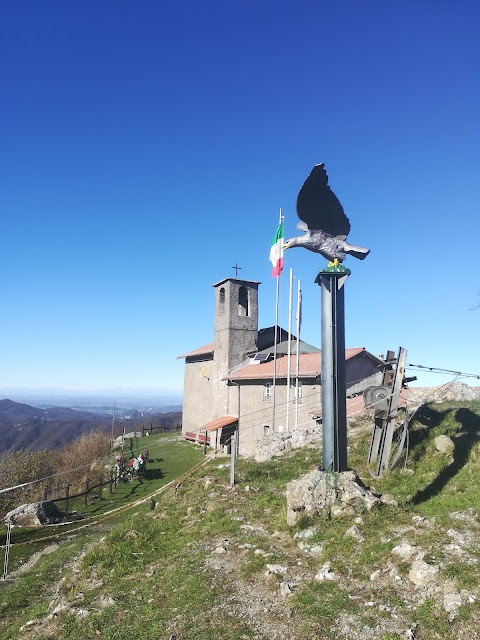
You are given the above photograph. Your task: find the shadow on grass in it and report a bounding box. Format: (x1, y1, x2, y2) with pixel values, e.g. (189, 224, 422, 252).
(411, 408, 480, 505)
(408, 404, 451, 461)
(144, 467, 163, 481)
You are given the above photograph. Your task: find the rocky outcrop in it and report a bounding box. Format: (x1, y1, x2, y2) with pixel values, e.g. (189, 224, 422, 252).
(4, 501, 64, 526)
(285, 468, 397, 526)
(4, 501, 84, 526)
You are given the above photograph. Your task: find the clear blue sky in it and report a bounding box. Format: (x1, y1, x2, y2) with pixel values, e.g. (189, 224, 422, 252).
(1, 1, 479, 394)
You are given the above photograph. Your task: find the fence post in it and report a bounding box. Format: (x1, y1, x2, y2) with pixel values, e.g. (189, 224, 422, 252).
(65, 483, 70, 514)
(84, 478, 90, 507)
(43, 485, 49, 501)
(230, 432, 236, 486)
(99, 474, 103, 500)
(109, 469, 113, 494)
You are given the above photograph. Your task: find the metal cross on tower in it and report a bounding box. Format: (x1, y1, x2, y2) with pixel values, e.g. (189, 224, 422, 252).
(232, 263, 242, 277)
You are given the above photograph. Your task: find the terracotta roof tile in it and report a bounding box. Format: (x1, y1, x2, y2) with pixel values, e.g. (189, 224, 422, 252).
(203, 415, 238, 431)
(177, 342, 214, 359)
(226, 348, 368, 381)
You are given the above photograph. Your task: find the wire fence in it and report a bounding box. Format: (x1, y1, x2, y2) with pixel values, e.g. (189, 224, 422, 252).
(1, 362, 478, 513)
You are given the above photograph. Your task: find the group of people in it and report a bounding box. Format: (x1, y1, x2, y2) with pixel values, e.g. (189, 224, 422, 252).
(117, 450, 149, 481)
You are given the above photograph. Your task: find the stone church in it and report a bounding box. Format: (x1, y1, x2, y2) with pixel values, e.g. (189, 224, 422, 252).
(178, 277, 382, 458)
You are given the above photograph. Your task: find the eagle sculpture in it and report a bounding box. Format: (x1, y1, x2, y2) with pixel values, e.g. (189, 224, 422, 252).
(284, 163, 370, 264)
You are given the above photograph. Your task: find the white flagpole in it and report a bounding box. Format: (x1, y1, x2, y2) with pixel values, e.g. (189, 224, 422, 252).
(295, 279, 301, 430)
(272, 208, 283, 432)
(286, 268, 293, 431)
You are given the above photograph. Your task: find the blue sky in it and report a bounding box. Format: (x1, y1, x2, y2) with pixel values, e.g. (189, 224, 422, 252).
(1, 1, 479, 395)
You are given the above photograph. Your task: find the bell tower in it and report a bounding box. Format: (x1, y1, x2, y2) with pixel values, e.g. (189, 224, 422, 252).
(213, 278, 260, 377)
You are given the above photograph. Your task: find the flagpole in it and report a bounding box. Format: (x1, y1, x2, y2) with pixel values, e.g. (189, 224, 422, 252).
(295, 279, 301, 430)
(286, 268, 293, 431)
(272, 208, 283, 432)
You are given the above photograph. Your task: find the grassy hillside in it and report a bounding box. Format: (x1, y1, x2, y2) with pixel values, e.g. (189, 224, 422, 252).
(1, 402, 479, 639)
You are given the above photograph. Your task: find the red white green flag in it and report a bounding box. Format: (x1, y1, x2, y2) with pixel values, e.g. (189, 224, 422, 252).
(269, 221, 284, 277)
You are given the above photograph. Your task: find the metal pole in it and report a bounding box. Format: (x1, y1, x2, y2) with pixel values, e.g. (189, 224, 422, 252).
(272, 208, 283, 431)
(230, 432, 236, 486)
(286, 268, 293, 431)
(317, 270, 349, 472)
(295, 279, 301, 430)
(320, 276, 334, 470)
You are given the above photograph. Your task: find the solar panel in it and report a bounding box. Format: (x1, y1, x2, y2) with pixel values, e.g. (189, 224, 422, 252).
(253, 353, 270, 362)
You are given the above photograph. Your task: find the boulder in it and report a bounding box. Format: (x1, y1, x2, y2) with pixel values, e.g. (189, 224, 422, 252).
(285, 469, 396, 526)
(435, 435, 454, 455)
(408, 558, 439, 586)
(4, 501, 63, 526)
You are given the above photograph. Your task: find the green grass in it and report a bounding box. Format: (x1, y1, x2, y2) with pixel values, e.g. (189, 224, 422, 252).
(0, 435, 204, 569)
(1, 402, 480, 639)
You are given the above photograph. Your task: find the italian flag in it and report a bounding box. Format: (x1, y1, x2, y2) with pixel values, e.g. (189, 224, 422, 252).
(269, 221, 284, 277)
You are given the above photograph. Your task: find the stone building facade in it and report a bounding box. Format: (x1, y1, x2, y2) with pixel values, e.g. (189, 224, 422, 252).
(179, 276, 382, 459)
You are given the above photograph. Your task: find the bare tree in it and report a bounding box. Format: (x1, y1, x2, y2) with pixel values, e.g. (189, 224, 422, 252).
(471, 291, 480, 310)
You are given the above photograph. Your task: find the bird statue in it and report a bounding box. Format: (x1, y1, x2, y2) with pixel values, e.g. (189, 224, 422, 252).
(284, 163, 370, 265)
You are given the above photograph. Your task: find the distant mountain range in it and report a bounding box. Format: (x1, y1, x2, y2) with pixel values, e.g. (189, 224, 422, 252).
(0, 399, 182, 455)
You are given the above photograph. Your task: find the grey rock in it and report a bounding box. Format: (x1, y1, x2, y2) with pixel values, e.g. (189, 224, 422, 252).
(286, 469, 395, 526)
(279, 581, 294, 597)
(314, 562, 336, 581)
(240, 523, 267, 535)
(434, 435, 454, 455)
(391, 542, 418, 561)
(344, 524, 365, 542)
(265, 564, 288, 575)
(297, 541, 324, 556)
(447, 528, 474, 546)
(98, 595, 116, 608)
(443, 592, 462, 614)
(294, 526, 317, 540)
(213, 546, 227, 554)
(4, 501, 64, 526)
(408, 558, 439, 586)
(449, 508, 477, 524)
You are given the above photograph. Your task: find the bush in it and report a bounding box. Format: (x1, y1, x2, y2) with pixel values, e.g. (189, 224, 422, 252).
(0, 449, 54, 517)
(51, 430, 112, 491)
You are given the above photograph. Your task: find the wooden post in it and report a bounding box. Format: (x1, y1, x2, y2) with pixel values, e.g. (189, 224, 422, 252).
(109, 469, 113, 494)
(203, 430, 208, 455)
(65, 483, 70, 514)
(84, 478, 90, 507)
(230, 432, 236, 486)
(99, 474, 103, 499)
(43, 485, 49, 501)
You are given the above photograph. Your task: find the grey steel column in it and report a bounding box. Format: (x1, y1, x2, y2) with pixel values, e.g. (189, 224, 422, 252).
(316, 269, 350, 472)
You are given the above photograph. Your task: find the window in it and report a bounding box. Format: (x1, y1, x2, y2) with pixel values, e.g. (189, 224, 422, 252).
(263, 425, 270, 436)
(219, 287, 225, 315)
(263, 383, 272, 401)
(238, 286, 249, 317)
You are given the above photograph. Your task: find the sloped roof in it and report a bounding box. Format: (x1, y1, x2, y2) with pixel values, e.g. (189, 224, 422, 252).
(177, 342, 214, 359)
(225, 348, 375, 381)
(256, 339, 319, 356)
(203, 416, 238, 431)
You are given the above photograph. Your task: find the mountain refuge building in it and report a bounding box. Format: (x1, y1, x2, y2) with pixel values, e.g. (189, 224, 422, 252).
(178, 277, 382, 459)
